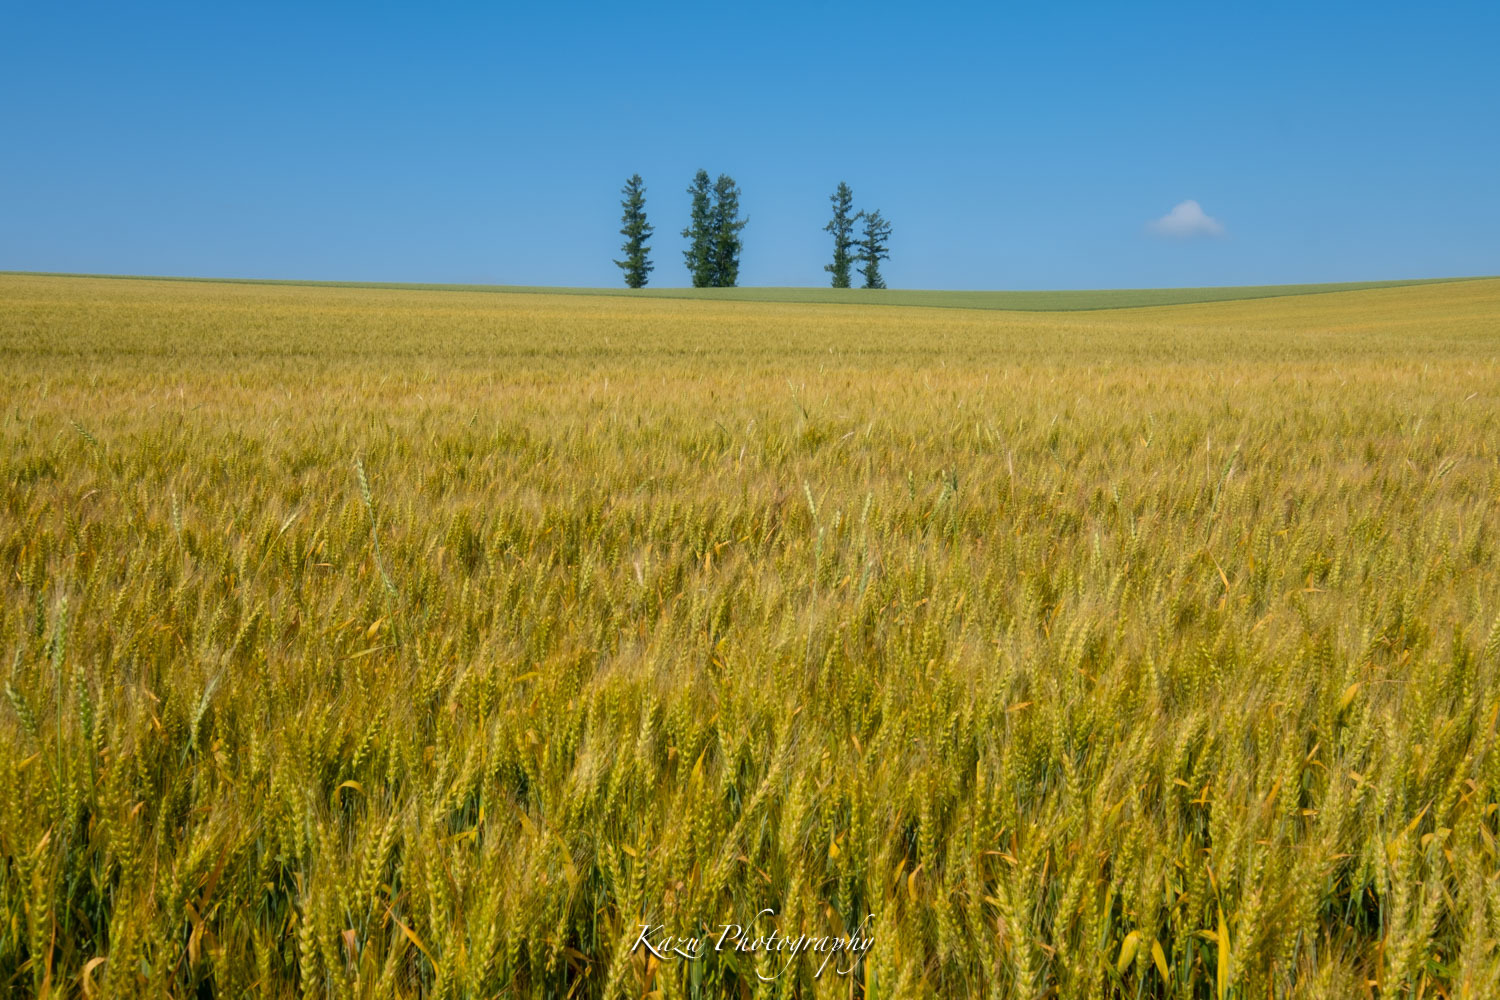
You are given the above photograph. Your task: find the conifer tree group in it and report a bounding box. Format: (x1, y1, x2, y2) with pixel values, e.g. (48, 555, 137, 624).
(825, 182, 892, 289)
(683, 170, 746, 288)
(613, 174, 891, 288)
(614, 170, 748, 288)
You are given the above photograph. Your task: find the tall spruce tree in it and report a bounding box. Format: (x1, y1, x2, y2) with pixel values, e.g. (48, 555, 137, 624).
(613, 174, 653, 288)
(857, 209, 892, 289)
(682, 170, 714, 287)
(823, 182, 859, 288)
(709, 173, 747, 287)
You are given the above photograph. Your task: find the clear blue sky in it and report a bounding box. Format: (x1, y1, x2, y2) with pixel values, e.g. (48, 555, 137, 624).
(2, 2, 1496, 290)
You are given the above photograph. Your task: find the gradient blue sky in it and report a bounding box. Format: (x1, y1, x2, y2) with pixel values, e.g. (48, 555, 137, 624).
(2, 2, 1497, 290)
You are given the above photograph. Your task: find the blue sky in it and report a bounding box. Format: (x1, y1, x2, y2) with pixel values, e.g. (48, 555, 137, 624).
(2, 2, 1496, 290)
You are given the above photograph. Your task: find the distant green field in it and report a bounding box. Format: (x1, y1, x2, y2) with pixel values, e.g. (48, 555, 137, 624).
(2, 270, 1488, 311)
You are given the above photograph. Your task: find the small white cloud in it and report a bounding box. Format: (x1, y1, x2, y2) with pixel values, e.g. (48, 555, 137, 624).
(1147, 200, 1225, 239)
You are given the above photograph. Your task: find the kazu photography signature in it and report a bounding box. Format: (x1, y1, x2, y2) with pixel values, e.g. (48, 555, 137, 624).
(630, 909, 875, 980)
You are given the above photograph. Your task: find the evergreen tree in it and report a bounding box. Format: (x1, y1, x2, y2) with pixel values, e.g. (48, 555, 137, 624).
(681, 170, 714, 287)
(823, 182, 859, 288)
(857, 209, 892, 290)
(709, 173, 747, 287)
(613, 174, 653, 288)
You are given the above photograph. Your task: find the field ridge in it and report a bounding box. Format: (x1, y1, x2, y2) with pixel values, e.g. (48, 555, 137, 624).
(2, 269, 1493, 312)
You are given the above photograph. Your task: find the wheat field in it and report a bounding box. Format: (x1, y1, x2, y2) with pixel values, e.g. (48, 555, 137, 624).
(2, 273, 1499, 998)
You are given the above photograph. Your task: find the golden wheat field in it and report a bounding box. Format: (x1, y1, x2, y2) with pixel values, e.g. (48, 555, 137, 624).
(3, 273, 1500, 999)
